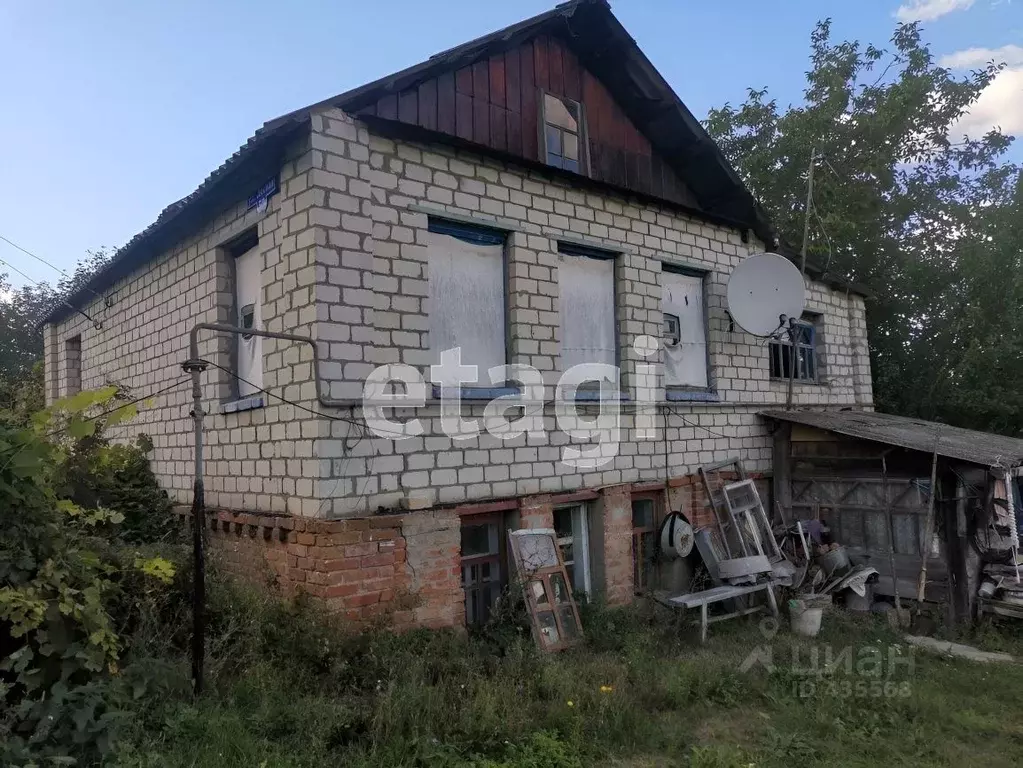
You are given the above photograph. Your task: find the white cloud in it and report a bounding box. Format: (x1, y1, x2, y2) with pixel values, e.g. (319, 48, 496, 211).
(895, 0, 975, 22)
(939, 44, 1023, 68)
(949, 66, 1023, 136)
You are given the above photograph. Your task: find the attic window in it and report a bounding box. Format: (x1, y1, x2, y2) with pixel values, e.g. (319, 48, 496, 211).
(542, 93, 586, 174)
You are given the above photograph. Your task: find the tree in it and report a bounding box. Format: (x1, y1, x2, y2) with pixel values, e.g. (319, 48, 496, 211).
(705, 20, 1022, 434)
(0, 249, 110, 423)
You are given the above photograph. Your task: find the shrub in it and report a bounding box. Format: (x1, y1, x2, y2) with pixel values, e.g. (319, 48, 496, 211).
(0, 388, 179, 766)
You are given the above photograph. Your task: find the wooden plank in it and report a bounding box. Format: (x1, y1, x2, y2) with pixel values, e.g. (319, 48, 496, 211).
(533, 34, 549, 91)
(418, 79, 438, 132)
(437, 71, 456, 135)
(521, 40, 538, 160)
(563, 45, 582, 102)
(489, 53, 506, 108)
(472, 58, 489, 102)
(398, 88, 418, 124)
(491, 105, 507, 151)
(377, 93, 398, 120)
(455, 92, 473, 141)
(456, 66, 473, 95)
(505, 47, 521, 114)
(473, 95, 490, 146)
(548, 36, 564, 94)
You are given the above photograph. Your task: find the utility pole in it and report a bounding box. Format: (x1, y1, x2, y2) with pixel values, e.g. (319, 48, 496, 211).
(787, 147, 816, 410)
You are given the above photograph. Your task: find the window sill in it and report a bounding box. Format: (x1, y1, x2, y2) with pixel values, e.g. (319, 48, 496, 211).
(221, 396, 264, 414)
(571, 390, 629, 403)
(666, 389, 719, 403)
(430, 385, 521, 400)
(769, 378, 821, 387)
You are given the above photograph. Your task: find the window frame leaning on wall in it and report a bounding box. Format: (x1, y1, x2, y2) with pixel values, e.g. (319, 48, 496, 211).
(426, 217, 511, 393)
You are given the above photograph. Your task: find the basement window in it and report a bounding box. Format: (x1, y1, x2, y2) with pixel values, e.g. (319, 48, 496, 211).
(461, 514, 507, 626)
(632, 497, 658, 592)
(554, 504, 591, 598)
(542, 93, 586, 174)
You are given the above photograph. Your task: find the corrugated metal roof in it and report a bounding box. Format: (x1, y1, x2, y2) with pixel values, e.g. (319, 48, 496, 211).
(45, 0, 865, 324)
(760, 409, 1023, 469)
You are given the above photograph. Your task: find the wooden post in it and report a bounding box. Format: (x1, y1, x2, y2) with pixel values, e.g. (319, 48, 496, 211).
(882, 454, 902, 616)
(914, 429, 941, 617)
(773, 422, 793, 525)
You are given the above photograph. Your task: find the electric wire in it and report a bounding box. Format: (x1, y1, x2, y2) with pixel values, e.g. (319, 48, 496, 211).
(0, 232, 106, 303)
(0, 254, 103, 328)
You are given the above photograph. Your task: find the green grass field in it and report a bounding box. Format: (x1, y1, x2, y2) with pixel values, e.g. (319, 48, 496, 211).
(113, 585, 1023, 768)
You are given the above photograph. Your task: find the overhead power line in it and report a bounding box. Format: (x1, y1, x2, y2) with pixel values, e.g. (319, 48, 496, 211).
(0, 254, 103, 328)
(0, 232, 106, 303)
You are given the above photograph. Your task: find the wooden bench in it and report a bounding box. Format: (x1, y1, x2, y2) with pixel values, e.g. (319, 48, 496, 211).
(657, 581, 780, 643)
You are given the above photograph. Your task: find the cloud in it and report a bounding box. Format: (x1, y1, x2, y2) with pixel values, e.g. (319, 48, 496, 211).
(949, 66, 1023, 137)
(895, 0, 975, 22)
(939, 44, 1023, 68)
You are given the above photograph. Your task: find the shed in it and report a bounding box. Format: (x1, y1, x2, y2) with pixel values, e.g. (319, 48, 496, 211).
(761, 409, 1023, 621)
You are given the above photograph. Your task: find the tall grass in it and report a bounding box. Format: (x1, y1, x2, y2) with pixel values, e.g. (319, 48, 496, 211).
(112, 577, 1023, 768)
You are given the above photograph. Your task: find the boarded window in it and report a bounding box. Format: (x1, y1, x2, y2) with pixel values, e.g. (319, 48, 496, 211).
(427, 220, 507, 385)
(558, 244, 616, 374)
(662, 269, 708, 388)
(542, 93, 586, 174)
(65, 335, 82, 396)
(233, 234, 262, 397)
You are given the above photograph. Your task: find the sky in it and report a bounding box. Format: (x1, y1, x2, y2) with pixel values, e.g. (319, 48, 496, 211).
(1, 0, 1021, 288)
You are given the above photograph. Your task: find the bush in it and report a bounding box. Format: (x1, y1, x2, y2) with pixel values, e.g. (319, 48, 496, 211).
(0, 388, 180, 766)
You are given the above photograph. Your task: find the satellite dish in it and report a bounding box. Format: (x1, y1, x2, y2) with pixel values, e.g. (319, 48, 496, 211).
(726, 252, 806, 336)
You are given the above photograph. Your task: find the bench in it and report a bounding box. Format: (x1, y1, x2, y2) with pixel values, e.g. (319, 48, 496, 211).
(657, 581, 780, 643)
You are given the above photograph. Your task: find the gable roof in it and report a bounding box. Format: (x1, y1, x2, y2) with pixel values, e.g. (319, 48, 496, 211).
(45, 0, 854, 325)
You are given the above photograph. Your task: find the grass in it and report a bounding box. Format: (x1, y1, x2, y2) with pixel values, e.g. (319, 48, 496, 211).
(111, 581, 1023, 768)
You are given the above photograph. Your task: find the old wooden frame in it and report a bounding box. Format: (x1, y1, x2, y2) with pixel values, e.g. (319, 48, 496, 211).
(509, 529, 584, 651)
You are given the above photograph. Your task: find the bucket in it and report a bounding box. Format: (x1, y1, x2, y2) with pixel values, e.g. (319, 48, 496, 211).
(789, 599, 824, 637)
(845, 584, 874, 612)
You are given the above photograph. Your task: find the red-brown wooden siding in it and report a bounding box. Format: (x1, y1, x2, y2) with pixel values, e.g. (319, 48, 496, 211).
(358, 34, 693, 206)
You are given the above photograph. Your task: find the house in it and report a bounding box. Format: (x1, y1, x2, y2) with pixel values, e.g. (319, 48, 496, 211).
(41, 0, 873, 629)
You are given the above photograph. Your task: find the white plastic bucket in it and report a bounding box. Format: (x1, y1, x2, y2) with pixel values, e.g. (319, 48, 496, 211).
(789, 599, 824, 637)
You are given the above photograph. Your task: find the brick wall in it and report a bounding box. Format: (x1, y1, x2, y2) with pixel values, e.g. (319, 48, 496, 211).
(305, 107, 873, 517)
(176, 505, 463, 629)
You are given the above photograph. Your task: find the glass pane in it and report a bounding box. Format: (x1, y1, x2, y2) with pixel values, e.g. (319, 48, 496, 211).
(461, 523, 497, 557)
(564, 132, 579, 161)
(512, 532, 559, 570)
(537, 611, 560, 647)
(632, 499, 654, 529)
(558, 606, 580, 640)
(559, 542, 574, 567)
(530, 579, 549, 605)
(548, 154, 564, 169)
(545, 124, 562, 155)
(554, 508, 575, 538)
(544, 94, 577, 131)
(481, 562, 491, 581)
(562, 158, 579, 173)
(549, 573, 570, 604)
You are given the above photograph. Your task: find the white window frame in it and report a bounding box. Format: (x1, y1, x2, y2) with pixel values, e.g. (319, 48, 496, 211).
(553, 504, 591, 597)
(426, 218, 508, 389)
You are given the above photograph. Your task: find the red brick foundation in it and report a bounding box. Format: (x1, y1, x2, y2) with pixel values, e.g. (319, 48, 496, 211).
(174, 505, 464, 629)
(177, 470, 767, 630)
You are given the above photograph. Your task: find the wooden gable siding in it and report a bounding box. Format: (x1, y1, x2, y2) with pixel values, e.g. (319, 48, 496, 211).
(358, 34, 694, 206)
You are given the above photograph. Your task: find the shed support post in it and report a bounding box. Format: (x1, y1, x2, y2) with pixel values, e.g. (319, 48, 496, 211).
(773, 422, 792, 524)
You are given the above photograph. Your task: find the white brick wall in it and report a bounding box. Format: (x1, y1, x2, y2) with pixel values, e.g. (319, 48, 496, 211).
(306, 108, 873, 517)
(44, 108, 874, 520)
